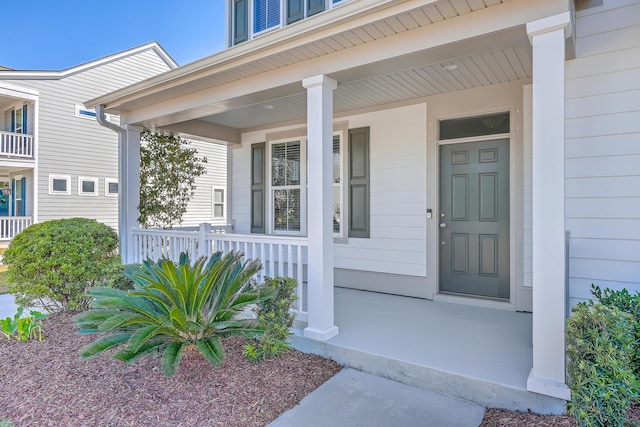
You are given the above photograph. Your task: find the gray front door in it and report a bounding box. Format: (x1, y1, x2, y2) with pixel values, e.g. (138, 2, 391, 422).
(439, 139, 510, 299)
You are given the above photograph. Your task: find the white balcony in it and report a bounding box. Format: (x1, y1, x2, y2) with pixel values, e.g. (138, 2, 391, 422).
(0, 131, 34, 159)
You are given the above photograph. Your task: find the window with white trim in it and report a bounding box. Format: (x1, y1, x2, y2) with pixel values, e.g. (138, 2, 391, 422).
(269, 139, 306, 234)
(49, 174, 71, 195)
(332, 134, 344, 236)
(105, 178, 118, 197)
(231, 0, 353, 46)
(212, 187, 226, 219)
(13, 108, 23, 134)
(78, 177, 98, 196)
(75, 105, 109, 120)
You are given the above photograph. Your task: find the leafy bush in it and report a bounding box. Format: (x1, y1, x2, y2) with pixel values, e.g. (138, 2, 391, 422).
(243, 276, 298, 362)
(112, 264, 144, 291)
(567, 302, 639, 426)
(3, 218, 121, 312)
(591, 284, 640, 376)
(0, 306, 46, 341)
(74, 251, 275, 377)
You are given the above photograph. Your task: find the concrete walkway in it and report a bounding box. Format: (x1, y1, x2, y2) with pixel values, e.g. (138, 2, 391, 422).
(268, 369, 485, 427)
(0, 293, 17, 319)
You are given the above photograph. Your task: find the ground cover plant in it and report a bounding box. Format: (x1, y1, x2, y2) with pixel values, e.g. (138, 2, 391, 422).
(0, 313, 342, 426)
(74, 252, 275, 376)
(3, 218, 121, 311)
(0, 306, 46, 341)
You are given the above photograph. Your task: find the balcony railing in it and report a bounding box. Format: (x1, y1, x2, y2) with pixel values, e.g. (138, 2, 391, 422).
(0, 131, 34, 158)
(0, 216, 32, 240)
(131, 223, 308, 319)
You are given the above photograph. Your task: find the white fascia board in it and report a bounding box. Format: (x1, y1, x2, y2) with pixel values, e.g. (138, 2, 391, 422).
(120, 0, 567, 127)
(0, 42, 177, 80)
(0, 82, 39, 101)
(88, 0, 567, 116)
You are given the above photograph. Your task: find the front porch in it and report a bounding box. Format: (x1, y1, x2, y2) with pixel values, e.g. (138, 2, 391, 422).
(294, 287, 565, 414)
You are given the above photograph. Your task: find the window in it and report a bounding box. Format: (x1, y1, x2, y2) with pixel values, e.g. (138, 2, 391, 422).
(76, 105, 108, 120)
(13, 176, 25, 216)
(252, 127, 368, 238)
(14, 108, 23, 134)
(49, 174, 71, 195)
(78, 177, 98, 196)
(254, 0, 280, 34)
(212, 187, 226, 219)
(332, 134, 343, 236)
(232, 0, 352, 46)
(105, 178, 118, 197)
(439, 112, 510, 140)
(270, 139, 305, 234)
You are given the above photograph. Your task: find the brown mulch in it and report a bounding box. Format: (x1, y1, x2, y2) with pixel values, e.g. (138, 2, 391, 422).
(480, 408, 578, 426)
(0, 313, 342, 427)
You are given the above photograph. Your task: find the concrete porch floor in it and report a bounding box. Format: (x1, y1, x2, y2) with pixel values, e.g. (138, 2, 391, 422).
(292, 287, 566, 414)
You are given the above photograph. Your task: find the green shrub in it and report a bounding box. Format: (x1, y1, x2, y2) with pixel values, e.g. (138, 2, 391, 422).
(0, 417, 14, 427)
(244, 276, 298, 362)
(591, 284, 640, 376)
(74, 251, 275, 377)
(567, 302, 639, 426)
(0, 306, 46, 341)
(112, 264, 144, 291)
(3, 218, 121, 312)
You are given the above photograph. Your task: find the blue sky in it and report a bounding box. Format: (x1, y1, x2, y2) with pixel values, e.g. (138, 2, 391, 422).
(1, 1, 227, 70)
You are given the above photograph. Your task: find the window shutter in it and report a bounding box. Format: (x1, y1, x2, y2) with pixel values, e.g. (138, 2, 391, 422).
(287, 0, 304, 24)
(22, 105, 27, 134)
(20, 177, 26, 216)
(348, 127, 370, 238)
(233, 0, 248, 45)
(307, 0, 325, 16)
(251, 143, 266, 234)
(10, 110, 15, 132)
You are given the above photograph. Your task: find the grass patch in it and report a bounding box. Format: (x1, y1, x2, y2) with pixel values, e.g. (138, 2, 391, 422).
(0, 272, 9, 294)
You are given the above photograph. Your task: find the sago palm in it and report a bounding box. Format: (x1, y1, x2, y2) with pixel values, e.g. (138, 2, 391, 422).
(74, 251, 274, 376)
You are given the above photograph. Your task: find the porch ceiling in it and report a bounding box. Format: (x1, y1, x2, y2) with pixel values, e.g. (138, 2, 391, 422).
(87, 0, 568, 140)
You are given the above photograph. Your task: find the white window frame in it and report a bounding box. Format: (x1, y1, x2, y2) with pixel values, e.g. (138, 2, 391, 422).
(78, 176, 99, 196)
(13, 107, 23, 134)
(75, 105, 109, 120)
(267, 137, 307, 236)
(49, 174, 71, 195)
(252, 0, 283, 37)
(332, 130, 346, 240)
(13, 174, 23, 215)
(105, 178, 118, 197)
(212, 186, 227, 220)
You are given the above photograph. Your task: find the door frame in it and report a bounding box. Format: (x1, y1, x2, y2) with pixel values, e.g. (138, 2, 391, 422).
(428, 105, 521, 311)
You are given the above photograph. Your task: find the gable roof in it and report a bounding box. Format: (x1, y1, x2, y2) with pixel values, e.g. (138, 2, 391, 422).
(0, 42, 178, 79)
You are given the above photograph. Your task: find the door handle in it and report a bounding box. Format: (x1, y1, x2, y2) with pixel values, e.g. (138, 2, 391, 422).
(439, 222, 447, 228)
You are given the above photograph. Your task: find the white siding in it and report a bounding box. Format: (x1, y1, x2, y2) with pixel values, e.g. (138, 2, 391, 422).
(232, 104, 428, 277)
(565, 0, 640, 306)
(179, 141, 229, 226)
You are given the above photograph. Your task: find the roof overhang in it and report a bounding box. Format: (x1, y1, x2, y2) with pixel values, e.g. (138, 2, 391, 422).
(86, 0, 574, 143)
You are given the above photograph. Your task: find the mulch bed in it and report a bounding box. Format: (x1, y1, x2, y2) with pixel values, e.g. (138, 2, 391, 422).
(480, 409, 578, 426)
(0, 313, 342, 427)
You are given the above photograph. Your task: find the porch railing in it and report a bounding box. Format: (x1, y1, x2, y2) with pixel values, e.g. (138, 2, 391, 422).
(0, 216, 33, 240)
(0, 131, 34, 158)
(131, 224, 308, 319)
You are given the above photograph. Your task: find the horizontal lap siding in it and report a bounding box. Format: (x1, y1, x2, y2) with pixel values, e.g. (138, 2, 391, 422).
(7, 49, 174, 230)
(232, 104, 427, 277)
(337, 105, 427, 276)
(565, 0, 640, 306)
(179, 141, 228, 226)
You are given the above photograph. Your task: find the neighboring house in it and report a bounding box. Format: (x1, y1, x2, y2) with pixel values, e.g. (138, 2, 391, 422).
(0, 43, 228, 240)
(85, 0, 639, 408)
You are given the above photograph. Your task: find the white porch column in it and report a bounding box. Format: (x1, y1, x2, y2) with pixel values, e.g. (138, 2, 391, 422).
(119, 125, 142, 264)
(302, 74, 339, 341)
(526, 12, 572, 401)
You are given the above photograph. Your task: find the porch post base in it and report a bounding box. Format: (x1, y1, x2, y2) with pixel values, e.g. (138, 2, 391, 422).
(303, 325, 339, 341)
(527, 369, 571, 400)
